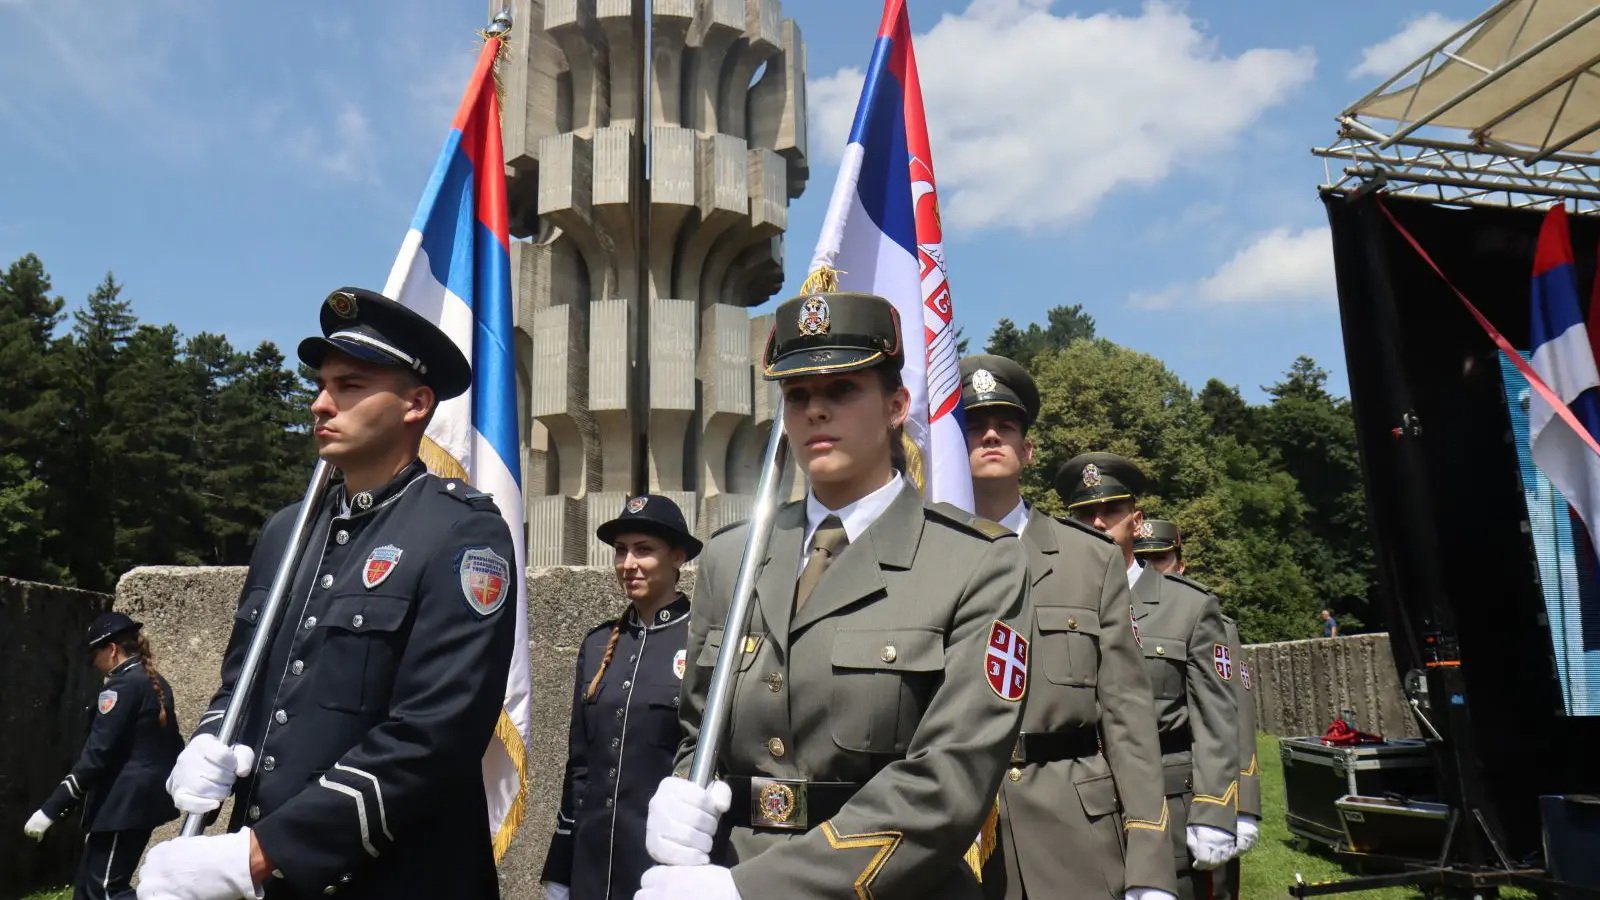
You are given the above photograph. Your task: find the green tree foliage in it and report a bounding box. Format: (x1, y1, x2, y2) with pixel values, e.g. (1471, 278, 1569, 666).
(1003, 329, 1373, 643)
(984, 304, 1098, 367)
(0, 256, 315, 591)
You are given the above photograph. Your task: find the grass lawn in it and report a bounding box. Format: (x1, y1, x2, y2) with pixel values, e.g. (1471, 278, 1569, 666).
(19, 890, 69, 900)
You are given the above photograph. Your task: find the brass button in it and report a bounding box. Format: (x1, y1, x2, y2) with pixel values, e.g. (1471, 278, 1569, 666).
(766, 673, 784, 692)
(1156, 646, 1166, 656)
(1008, 768, 1022, 782)
(881, 644, 898, 663)
(767, 737, 786, 759)
(1067, 617, 1079, 630)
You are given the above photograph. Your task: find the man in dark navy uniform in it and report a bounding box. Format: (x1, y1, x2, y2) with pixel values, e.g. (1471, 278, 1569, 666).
(136, 288, 518, 900)
(26, 612, 182, 900)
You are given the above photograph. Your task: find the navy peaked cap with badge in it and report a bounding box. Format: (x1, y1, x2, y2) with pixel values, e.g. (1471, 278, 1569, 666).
(596, 494, 704, 561)
(297, 287, 473, 401)
(87, 611, 141, 648)
(960, 354, 1040, 427)
(1133, 518, 1182, 555)
(1056, 451, 1151, 510)
(762, 291, 904, 380)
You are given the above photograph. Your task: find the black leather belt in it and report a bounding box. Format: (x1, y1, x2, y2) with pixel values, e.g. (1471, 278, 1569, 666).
(727, 776, 861, 831)
(1159, 728, 1193, 756)
(1011, 729, 1100, 765)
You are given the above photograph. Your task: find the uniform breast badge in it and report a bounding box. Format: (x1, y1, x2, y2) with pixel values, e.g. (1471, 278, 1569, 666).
(363, 545, 403, 589)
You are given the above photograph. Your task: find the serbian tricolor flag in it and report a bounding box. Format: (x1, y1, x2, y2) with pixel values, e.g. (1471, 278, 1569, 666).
(1529, 204, 1600, 555)
(382, 32, 531, 859)
(806, 0, 973, 513)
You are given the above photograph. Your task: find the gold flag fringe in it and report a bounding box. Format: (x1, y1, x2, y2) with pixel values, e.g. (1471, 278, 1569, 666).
(419, 436, 471, 483)
(799, 265, 843, 295)
(902, 432, 925, 495)
(475, 23, 513, 125)
(491, 709, 530, 861)
(963, 797, 1000, 881)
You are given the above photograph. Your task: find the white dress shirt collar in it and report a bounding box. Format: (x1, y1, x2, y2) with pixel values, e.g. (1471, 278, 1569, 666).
(999, 498, 1029, 537)
(1127, 558, 1145, 588)
(804, 473, 907, 552)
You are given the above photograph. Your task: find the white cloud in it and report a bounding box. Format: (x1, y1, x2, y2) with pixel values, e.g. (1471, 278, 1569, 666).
(1351, 12, 1467, 80)
(808, 0, 1315, 231)
(1132, 225, 1335, 308)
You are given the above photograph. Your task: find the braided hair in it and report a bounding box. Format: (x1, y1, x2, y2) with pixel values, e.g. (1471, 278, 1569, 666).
(114, 630, 169, 727)
(584, 614, 627, 702)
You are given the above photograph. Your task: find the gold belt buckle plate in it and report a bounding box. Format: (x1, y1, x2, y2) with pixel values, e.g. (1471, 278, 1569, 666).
(750, 777, 808, 830)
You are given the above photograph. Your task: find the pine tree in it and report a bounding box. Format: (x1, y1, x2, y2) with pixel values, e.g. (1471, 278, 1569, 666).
(0, 255, 65, 579)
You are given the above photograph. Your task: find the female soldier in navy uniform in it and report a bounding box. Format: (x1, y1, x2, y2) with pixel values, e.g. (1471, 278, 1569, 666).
(24, 612, 181, 900)
(541, 494, 703, 900)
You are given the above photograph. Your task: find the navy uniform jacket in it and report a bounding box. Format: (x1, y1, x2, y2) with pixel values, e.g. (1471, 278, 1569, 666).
(542, 595, 690, 899)
(41, 658, 182, 832)
(194, 459, 518, 900)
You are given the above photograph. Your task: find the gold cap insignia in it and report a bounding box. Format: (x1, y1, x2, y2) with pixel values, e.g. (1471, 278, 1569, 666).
(327, 291, 359, 320)
(972, 369, 998, 395)
(798, 296, 831, 336)
(1082, 464, 1102, 487)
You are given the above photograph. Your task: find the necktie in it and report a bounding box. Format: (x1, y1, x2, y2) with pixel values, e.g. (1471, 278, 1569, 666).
(795, 515, 849, 612)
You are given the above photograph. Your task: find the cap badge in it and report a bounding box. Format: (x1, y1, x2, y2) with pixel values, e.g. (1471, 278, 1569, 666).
(327, 291, 359, 320)
(972, 369, 998, 395)
(798, 295, 831, 336)
(1082, 464, 1102, 488)
(354, 491, 374, 511)
(627, 496, 649, 514)
(1138, 520, 1153, 538)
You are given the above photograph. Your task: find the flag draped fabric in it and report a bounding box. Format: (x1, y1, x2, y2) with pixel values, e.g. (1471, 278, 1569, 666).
(381, 35, 530, 860)
(806, 0, 973, 513)
(1529, 204, 1600, 557)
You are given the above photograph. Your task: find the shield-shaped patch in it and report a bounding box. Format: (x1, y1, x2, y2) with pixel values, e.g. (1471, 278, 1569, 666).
(985, 621, 1029, 702)
(1241, 662, 1252, 691)
(1213, 643, 1233, 681)
(457, 547, 511, 617)
(364, 545, 403, 589)
(98, 689, 118, 715)
(673, 649, 686, 680)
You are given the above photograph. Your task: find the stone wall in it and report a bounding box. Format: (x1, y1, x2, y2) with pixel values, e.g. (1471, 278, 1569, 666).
(1241, 633, 1417, 739)
(0, 577, 113, 899)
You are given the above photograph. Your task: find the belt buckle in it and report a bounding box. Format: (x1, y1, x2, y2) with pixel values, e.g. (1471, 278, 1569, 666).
(750, 777, 808, 830)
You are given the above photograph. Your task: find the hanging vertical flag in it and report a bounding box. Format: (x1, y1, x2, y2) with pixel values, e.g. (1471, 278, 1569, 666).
(1529, 204, 1600, 556)
(381, 27, 530, 860)
(805, 0, 974, 513)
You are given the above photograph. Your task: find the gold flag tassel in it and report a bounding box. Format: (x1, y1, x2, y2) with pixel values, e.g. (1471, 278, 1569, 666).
(799, 264, 844, 295)
(478, 9, 514, 118)
(963, 796, 1001, 881)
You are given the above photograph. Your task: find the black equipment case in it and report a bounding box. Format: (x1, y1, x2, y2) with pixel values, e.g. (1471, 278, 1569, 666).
(1280, 737, 1438, 849)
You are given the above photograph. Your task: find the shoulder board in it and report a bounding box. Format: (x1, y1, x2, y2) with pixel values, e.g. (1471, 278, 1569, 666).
(1163, 572, 1217, 596)
(440, 482, 498, 507)
(926, 502, 1015, 540)
(709, 519, 748, 540)
(1055, 515, 1116, 544)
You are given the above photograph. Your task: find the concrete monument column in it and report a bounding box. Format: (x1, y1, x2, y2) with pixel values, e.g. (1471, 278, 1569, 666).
(496, 0, 808, 564)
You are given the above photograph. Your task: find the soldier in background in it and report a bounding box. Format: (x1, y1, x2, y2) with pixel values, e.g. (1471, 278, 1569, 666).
(1135, 521, 1260, 898)
(1057, 457, 1237, 900)
(958, 354, 1175, 900)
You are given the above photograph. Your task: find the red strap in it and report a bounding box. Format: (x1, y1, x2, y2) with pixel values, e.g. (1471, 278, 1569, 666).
(1376, 198, 1600, 459)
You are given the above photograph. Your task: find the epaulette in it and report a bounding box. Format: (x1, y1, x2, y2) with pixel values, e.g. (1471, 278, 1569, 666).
(708, 519, 747, 541)
(926, 502, 1014, 540)
(1163, 572, 1217, 596)
(441, 482, 498, 508)
(1056, 515, 1116, 544)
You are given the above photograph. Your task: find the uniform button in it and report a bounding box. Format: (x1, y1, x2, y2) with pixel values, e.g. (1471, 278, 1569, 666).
(248, 805, 261, 821)
(1156, 646, 1166, 656)
(324, 887, 338, 896)
(335, 530, 350, 545)
(1067, 617, 1079, 630)
(767, 738, 785, 758)
(446, 482, 457, 491)
(291, 660, 305, 676)
(249, 609, 260, 624)
(607, 767, 617, 779)
(672, 696, 679, 708)
(305, 617, 318, 630)
(1008, 768, 1022, 782)
(615, 708, 624, 720)
(352, 614, 364, 629)
(340, 875, 353, 885)
(320, 574, 334, 589)
(629, 654, 638, 663)
(262, 756, 277, 772)
(611, 737, 621, 749)
(622, 680, 631, 689)
(766, 673, 784, 692)
(605, 797, 614, 808)
(274, 709, 288, 725)
(881, 644, 897, 663)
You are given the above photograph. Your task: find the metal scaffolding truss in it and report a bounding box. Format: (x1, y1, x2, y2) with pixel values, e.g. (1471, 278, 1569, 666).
(1315, 0, 1600, 212)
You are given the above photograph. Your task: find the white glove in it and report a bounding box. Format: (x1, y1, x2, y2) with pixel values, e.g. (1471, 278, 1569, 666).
(135, 828, 262, 900)
(166, 734, 256, 814)
(644, 776, 731, 866)
(544, 883, 571, 900)
(1125, 889, 1177, 900)
(1234, 814, 1259, 854)
(1186, 824, 1235, 870)
(635, 864, 740, 900)
(23, 810, 52, 841)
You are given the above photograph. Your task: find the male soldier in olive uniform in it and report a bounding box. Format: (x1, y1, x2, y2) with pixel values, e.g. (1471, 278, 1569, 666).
(137, 288, 518, 900)
(1135, 521, 1260, 899)
(958, 355, 1176, 900)
(639, 292, 1032, 900)
(1057, 456, 1236, 900)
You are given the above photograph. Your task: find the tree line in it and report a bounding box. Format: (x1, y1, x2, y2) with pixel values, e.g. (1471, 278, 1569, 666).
(0, 254, 316, 592)
(987, 306, 1375, 642)
(0, 252, 1374, 640)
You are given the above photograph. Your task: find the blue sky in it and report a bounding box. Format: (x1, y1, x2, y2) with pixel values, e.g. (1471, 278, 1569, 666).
(0, 0, 1488, 401)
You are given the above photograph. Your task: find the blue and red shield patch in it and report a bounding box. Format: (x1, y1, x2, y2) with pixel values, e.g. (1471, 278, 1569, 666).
(98, 689, 118, 715)
(457, 547, 511, 617)
(363, 545, 403, 589)
(985, 621, 1029, 702)
(1213, 643, 1233, 681)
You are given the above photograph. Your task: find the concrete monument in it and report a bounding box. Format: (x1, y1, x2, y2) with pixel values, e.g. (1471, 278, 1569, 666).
(494, 0, 809, 565)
